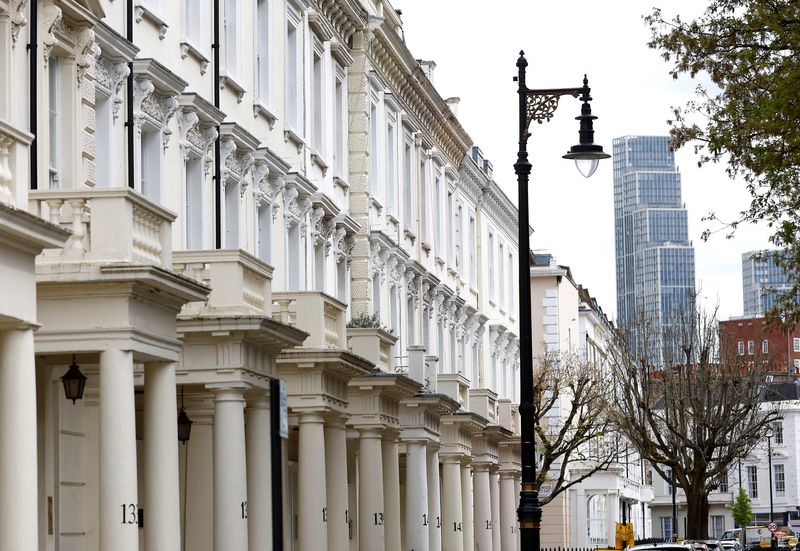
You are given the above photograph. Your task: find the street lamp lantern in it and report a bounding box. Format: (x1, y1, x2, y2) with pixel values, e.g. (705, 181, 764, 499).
(61, 355, 87, 404)
(562, 76, 611, 178)
(514, 50, 609, 551)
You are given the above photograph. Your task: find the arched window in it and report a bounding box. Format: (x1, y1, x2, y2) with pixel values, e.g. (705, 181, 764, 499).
(588, 494, 607, 545)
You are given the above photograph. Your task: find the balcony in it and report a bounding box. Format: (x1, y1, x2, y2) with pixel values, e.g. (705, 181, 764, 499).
(29, 188, 173, 268)
(173, 249, 273, 316)
(347, 327, 397, 372)
(272, 291, 347, 349)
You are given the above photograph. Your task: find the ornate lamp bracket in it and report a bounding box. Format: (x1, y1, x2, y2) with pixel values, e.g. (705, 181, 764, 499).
(522, 88, 581, 139)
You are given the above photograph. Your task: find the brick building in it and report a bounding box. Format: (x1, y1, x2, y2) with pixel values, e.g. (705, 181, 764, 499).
(719, 317, 800, 373)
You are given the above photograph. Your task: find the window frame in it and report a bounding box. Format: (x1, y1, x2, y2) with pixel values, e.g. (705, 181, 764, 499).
(746, 465, 758, 499)
(774, 464, 785, 497)
(255, 0, 272, 107)
(285, 5, 303, 134)
(48, 56, 62, 189)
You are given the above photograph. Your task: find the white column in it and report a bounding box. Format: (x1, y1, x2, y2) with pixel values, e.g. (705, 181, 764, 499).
(500, 470, 518, 551)
(383, 432, 402, 551)
(0, 328, 38, 551)
(99, 349, 139, 551)
(359, 427, 385, 551)
(428, 446, 442, 551)
(325, 415, 349, 551)
(144, 362, 181, 551)
(246, 393, 272, 551)
(489, 469, 501, 551)
(404, 440, 429, 551)
(461, 462, 474, 551)
(298, 411, 328, 551)
(442, 455, 464, 551)
(473, 465, 492, 551)
(210, 383, 249, 551)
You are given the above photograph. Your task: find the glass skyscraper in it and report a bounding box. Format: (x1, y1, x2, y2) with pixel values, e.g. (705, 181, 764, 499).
(742, 250, 794, 316)
(613, 135, 696, 331)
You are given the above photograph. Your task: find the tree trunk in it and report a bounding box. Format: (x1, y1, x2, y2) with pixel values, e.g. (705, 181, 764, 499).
(686, 491, 710, 539)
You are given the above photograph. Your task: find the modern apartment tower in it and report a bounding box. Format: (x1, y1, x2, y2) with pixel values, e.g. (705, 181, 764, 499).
(742, 250, 795, 316)
(613, 135, 696, 330)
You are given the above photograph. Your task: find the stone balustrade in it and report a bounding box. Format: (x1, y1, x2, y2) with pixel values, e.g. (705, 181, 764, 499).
(272, 291, 347, 349)
(173, 249, 273, 315)
(0, 118, 34, 207)
(29, 188, 174, 268)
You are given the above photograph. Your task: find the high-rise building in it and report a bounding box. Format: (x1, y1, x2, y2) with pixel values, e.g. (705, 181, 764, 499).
(742, 250, 795, 316)
(613, 135, 696, 330)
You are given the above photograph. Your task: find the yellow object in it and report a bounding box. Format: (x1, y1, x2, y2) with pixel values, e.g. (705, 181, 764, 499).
(615, 522, 635, 549)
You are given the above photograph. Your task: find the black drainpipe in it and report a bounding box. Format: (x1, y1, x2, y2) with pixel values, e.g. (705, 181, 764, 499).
(126, 0, 134, 188)
(212, 0, 221, 249)
(28, 0, 38, 190)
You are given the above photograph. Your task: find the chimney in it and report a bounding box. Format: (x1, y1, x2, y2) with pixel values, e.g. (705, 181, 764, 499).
(445, 96, 460, 117)
(417, 60, 436, 85)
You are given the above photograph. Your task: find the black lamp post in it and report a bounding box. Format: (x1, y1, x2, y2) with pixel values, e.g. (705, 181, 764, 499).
(61, 355, 87, 404)
(514, 51, 609, 550)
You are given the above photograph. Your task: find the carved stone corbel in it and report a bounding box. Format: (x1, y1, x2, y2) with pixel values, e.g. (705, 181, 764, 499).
(42, 4, 62, 66)
(178, 111, 200, 160)
(161, 96, 180, 149)
(332, 226, 347, 264)
(253, 162, 270, 207)
(10, 0, 29, 48)
(219, 137, 237, 186)
(76, 27, 100, 85)
(132, 78, 156, 130)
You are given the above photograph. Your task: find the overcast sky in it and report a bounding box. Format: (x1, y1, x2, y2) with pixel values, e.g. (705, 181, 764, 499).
(396, 0, 773, 323)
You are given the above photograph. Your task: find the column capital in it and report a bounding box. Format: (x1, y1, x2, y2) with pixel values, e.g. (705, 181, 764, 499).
(245, 389, 270, 409)
(498, 468, 518, 480)
(472, 461, 493, 473)
(297, 410, 328, 424)
(324, 412, 349, 427)
(382, 427, 401, 442)
(399, 432, 432, 445)
(440, 453, 465, 465)
(206, 381, 251, 398)
(356, 426, 384, 439)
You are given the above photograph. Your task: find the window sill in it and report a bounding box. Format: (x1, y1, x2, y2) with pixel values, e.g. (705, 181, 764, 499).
(180, 39, 210, 74)
(219, 71, 246, 103)
(311, 151, 329, 175)
(134, 1, 168, 40)
(370, 196, 384, 213)
(253, 101, 278, 129)
(283, 126, 305, 153)
(334, 176, 349, 191)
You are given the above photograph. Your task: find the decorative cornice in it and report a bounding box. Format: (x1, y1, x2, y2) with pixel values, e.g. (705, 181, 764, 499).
(367, 24, 472, 168)
(312, 0, 367, 46)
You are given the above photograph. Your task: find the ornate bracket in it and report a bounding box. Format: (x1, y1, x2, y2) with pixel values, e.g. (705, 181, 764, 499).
(522, 89, 580, 139)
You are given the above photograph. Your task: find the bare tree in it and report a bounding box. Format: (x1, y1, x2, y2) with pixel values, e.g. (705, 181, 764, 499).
(533, 349, 616, 505)
(609, 306, 781, 538)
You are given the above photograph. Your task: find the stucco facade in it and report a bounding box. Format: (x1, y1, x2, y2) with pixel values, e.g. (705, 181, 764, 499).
(0, 1, 525, 550)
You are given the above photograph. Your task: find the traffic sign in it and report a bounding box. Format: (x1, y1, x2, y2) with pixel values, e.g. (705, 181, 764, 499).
(767, 522, 778, 533)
